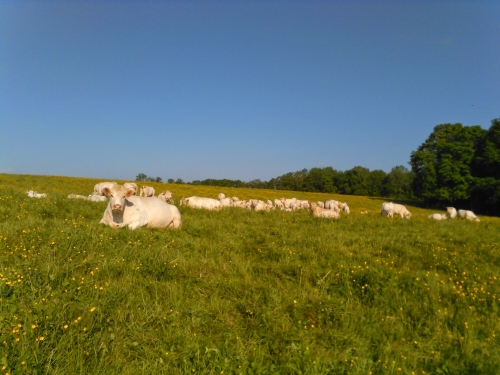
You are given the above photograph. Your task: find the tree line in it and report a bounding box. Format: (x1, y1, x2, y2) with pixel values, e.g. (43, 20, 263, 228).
(189, 165, 415, 199)
(135, 173, 185, 184)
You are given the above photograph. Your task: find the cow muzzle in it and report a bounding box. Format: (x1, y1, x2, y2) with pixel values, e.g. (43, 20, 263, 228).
(112, 204, 122, 211)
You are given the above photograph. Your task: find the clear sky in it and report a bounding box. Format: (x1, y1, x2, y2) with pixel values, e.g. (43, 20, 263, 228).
(1, 1, 498, 182)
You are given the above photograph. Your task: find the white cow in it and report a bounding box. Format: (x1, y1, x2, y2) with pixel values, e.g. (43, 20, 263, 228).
(249, 199, 262, 208)
(381, 202, 394, 217)
(233, 200, 251, 209)
(67, 194, 88, 200)
(446, 207, 457, 219)
(218, 193, 226, 200)
(428, 213, 447, 220)
(458, 209, 480, 222)
(219, 198, 233, 207)
(100, 184, 181, 230)
(381, 202, 396, 218)
(93, 182, 117, 196)
(296, 200, 310, 210)
(26, 190, 47, 198)
(381, 202, 412, 219)
(88, 194, 108, 202)
(158, 190, 174, 203)
(274, 199, 284, 209)
(281, 198, 297, 209)
(254, 201, 269, 211)
(123, 182, 138, 195)
(341, 203, 350, 214)
(140, 186, 155, 197)
(446, 207, 480, 221)
(393, 203, 412, 219)
(310, 203, 340, 219)
(180, 196, 222, 210)
(324, 200, 340, 211)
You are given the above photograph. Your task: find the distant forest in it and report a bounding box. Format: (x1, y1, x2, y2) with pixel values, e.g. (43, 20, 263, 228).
(190, 165, 415, 199)
(144, 118, 500, 215)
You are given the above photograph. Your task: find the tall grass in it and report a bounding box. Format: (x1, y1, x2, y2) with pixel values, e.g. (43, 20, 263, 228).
(0, 174, 499, 374)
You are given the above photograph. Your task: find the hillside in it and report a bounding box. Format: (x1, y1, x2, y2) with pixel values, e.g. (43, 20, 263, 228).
(0, 174, 499, 374)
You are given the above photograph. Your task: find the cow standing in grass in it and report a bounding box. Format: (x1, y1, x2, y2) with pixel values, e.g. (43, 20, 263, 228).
(381, 202, 412, 219)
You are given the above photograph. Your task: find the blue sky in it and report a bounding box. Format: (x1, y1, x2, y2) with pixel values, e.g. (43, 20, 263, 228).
(1, 1, 498, 182)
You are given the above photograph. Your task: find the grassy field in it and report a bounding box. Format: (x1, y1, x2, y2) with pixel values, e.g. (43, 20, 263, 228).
(1, 173, 499, 374)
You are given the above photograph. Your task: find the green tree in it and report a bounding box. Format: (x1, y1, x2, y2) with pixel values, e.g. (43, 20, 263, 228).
(471, 118, 500, 213)
(136, 173, 147, 181)
(368, 170, 387, 196)
(383, 166, 414, 199)
(303, 167, 338, 193)
(475, 118, 500, 179)
(343, 166, 371, 196)
(410, 123, 487, 204)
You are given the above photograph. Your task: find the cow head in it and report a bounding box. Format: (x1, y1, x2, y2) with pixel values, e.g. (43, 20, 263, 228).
(103, 185, 134, 212)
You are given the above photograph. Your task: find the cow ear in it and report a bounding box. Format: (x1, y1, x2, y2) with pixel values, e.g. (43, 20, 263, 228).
(125, 190, 134, 197)
(103, 188, 111, 196)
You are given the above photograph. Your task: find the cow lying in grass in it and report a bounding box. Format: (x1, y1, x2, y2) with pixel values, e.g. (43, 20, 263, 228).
(310, 202, 340, 219)
(446, 207, 480, 222)
(26, 190, 47, 198)
(100, 184, 181, 230)
(67, 194, 88, 200)
(180, 196, 222, 210)
(428, 213, 447, 220)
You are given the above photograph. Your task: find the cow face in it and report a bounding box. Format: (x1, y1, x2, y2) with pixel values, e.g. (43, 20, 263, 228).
(103, 185, 134, 212)
(160, 191, 172, 199)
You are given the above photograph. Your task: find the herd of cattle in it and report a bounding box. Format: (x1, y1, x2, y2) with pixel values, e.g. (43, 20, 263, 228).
(24, 181, 481, 230)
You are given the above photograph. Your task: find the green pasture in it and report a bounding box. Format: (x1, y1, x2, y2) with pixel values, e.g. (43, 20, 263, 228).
(0, 174, 499, 374)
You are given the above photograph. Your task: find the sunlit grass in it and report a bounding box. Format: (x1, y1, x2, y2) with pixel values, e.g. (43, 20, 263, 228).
(0, 173, 499, 374)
